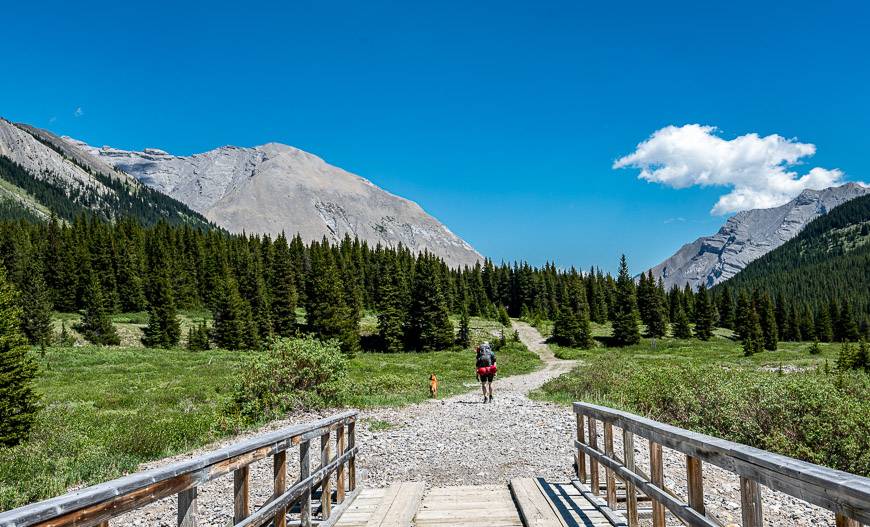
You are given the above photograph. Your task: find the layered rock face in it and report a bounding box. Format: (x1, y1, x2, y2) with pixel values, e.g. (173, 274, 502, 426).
(67, 139, 483, 268)
(648, 183, 870, 290)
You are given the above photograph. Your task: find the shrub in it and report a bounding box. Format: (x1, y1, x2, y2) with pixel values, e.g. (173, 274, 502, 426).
(227, 337, 348, 422)
(539, 356, 870, 476)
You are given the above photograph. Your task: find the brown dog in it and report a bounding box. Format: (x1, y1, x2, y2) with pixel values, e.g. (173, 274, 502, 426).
(429, 374, 438, 399)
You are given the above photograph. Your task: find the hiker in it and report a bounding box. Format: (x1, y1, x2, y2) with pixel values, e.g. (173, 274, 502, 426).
(475, 341, 497, 403)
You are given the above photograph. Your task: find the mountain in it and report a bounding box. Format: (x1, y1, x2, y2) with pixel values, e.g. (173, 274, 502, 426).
(716, 192, 870, 322)
(65, 138, 484, 268)
(648, 183, 870, 290)
(0, 118, 211, 227)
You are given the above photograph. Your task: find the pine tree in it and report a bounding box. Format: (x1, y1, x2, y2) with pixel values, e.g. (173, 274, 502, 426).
(815, 306, 834, 342)
(211, 275, 251, 350)
(716, 287, 735, 329)
(457, 305, 471, 348)
(741, 304, 763, 356)
(377, 256, 406, 353)
(405, 254, 454, 352)
(497, 306, 511, 327)
(0, 266, 40, 447)
(672, 303, 693, 339)
(692, 284, 715, 341)
(758, 292, 778, 351)
(735, 290, 753, 340)
(836, 341, 856, 371)
(838, 301, 860, 342)
(20, 259, 53, 348)
(645, 285, 668, 338)
(854, 339, 868, 371)
(187, 321, 211, 351)
(76, 273, 120, 345)
(270, 238, 298, 337)
(141, 272, 181, 349)
(611, 255, 641, 347)
(306, 247, 360, 354)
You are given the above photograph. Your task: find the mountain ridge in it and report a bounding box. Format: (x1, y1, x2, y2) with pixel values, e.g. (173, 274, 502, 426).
(647, 182, 870, 290)
(65, 136, 484, 268)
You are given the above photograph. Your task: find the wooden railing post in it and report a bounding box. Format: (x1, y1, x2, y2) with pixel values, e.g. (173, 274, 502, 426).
(177, 487, 197, 527)
(622, 430, 638, 527)
(604, 422, 617, 509)
(321, 431, 333, 520)
(300, 439, 312, 527)
(233, 466, 249, 523)
(576, 413, 587, 483)
(686, 455, 705, 516)
(336, 424, 346, 504)
(740, 476, 763, 527)
(588, 416, 600, 495)
(348, 420, 357, 491)
(273, 451, 287, 527)
(835, 514, 860, 527)
(649, 441, 666, 527)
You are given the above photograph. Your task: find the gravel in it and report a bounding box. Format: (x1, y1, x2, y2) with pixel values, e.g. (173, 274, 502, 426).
(107, 322, 837, 526)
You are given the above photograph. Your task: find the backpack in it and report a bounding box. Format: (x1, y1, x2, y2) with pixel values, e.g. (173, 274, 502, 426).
(476, 347, 493, 368)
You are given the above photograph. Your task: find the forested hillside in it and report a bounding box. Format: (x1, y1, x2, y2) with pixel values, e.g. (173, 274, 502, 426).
(715, 193, 870, 335)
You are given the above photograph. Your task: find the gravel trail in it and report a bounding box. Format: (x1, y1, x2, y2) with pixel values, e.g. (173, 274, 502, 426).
(110, 322, 834, 526)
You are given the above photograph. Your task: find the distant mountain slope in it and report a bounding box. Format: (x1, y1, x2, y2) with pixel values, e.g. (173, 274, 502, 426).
(65, 138, 483, 268)
(717, 192, 870, 319)
(648, 183, 870, 290)
(0, 119, 211, 227)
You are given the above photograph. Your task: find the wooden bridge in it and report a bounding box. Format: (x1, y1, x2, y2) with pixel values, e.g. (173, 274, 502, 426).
(1, 404, 869, 527)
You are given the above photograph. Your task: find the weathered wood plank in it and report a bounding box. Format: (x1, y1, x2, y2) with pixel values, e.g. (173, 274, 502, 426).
(300, 439, 312, 527)
(588, 417, 600, 497)
(622, 430, 639, 527)
(740, 476, 763, 527)
(348, 421, 357, 492)
(363, 482, 424, 527)
(509, 478, 562, 527)
(274, 451, 287, 527)
(686, 455, 705, 516)
(234, 466, 250, 523)
(649, 442, 665, 527)
(321, 431, 333, 520)
(604, 423, 617, 510)
(577, 414, 587, 483)
(336, 425, 346, 504)
(177, 487, 197, 527)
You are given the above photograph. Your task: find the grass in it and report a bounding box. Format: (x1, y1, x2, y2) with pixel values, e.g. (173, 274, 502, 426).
(0, 316, 540, 509)
(366, 419, 397, 432)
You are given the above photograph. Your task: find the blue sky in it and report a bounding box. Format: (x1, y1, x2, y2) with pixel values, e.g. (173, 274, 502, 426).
(2, 1, 868, 272)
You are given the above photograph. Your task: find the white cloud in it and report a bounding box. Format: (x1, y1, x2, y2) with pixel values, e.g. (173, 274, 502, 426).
(73, 107, 84, 118)
(613, 124, 846, 214)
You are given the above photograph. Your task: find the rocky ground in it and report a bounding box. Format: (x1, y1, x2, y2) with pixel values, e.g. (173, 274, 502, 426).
(111, 322, 835, 526)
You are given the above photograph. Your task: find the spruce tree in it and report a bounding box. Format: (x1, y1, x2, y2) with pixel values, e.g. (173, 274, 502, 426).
(187, 322, 211, 351)
(855, 339, 868, 371)
(306, 247, 360, 354)
(497, 306, 511, 327)
(838, 301, 860, 342)
(20, 259, 53, 348)
(270, 239, 298, 337)
(645, 285, 668, 338)
(377, 256, 406, 353)
(836, 341, 856, 371)
(0, 266, 40, 447)
(716, 287, 735, 329)
(672, 303, 693, 339)
(76, 273, 120, 345)
(457, 305, 471, 348)
(211, 275, 250, 350)
(611, 255, 641, 347)
(735, 290, 753, 340)
(758, 292, 778, 351)
(141, 272, 181, 349)
(693, 284, 715, 341)
(406, 254, 454, 352)
(809, 338, 822, 355)
(815, 306, 834, 342)
(741, 304, 763, 356)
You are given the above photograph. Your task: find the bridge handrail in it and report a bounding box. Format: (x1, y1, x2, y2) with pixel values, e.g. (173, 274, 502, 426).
(0, 410, 359, 527)
(573, 402, 870, 527)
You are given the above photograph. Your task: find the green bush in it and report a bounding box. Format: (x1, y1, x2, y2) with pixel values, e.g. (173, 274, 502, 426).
(538, 356, 870, 476)
(228, 337, 348, 422)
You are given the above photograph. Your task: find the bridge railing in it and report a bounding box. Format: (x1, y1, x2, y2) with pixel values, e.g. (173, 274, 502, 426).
(574, 402, 870, 527)
(0, 410, 359, 527)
